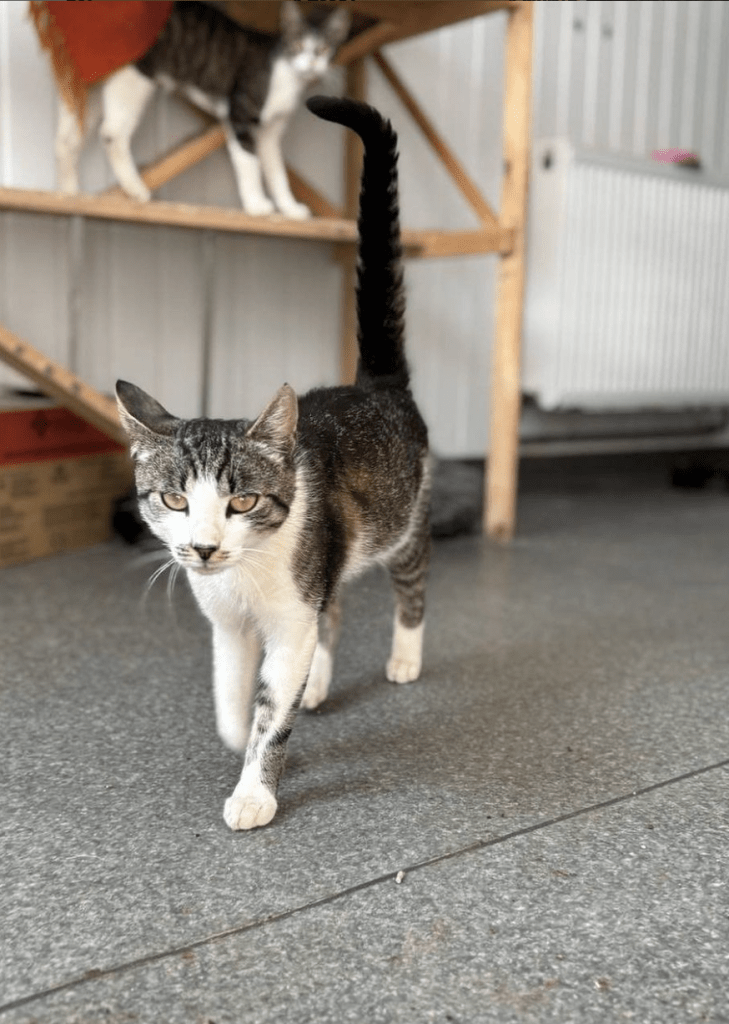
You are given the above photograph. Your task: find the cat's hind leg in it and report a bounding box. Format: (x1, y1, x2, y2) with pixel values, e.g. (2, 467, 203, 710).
(386, 527, 430, 685)
(100, 66, 155, 201)
(211, 621, 261, 754)
(301, 599, 341, 710)
(56, 92, 100, 193)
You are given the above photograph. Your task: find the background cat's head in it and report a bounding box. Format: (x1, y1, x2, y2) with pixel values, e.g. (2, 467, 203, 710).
(116, 381, 298, 573)
(279, 1, 350, 84)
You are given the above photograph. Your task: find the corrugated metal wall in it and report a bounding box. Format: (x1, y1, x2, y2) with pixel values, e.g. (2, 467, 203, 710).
(534, 0, 729, 171)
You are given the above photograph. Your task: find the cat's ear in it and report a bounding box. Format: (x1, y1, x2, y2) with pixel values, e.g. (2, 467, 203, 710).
(322, 6, 351, 49)
(247, 383, 298, 458)
(279, 1, 304, 40)
(116, 380, 178, 459)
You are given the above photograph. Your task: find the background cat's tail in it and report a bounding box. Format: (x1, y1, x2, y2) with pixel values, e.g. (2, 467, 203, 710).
(306, 96, 409, 391)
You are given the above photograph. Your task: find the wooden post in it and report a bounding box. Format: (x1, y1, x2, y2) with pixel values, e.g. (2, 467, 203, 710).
(340, 58, 367, 385)
(485, 1, 533, 542)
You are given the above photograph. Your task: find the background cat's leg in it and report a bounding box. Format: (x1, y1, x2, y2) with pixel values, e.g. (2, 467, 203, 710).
(386, 528, 430, 685)
(56, 92, 100, 193)
(225, 128, 275, 217)
(211, 621, 260, 754)
(100, 66, 155, 201)
(257, 117, 310, 220)
(301, 599, 342, 710)
(224, 615, 317, 830)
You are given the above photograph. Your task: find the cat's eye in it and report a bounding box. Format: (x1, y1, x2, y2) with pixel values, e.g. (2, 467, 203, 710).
(161, 492, 188, 511)
(229, 494, 258, 514)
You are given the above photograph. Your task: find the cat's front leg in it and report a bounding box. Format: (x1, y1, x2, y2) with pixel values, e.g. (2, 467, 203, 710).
(257, 118, 311, 221)
(211, 621, 261, 754)
(225, 130, 276, 217)
(224, 616, 317, 830)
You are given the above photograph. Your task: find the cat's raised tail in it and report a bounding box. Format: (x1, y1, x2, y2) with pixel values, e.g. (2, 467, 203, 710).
(306, 96, 409, 393)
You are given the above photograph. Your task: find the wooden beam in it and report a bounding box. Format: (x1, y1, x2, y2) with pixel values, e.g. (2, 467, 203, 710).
(485, 1, 533, 542)
(0, 186, 361, 243)
(372, 51, 500, 230)
(0, 324, 126, 445)
(336, 22, 401, 66)
(337, 1, 518, 62)
(408, 227, 514, 259)
(340, 59, 368, 385)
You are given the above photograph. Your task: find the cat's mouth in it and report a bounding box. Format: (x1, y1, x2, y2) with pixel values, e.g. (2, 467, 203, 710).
(186, 560, 229, 575)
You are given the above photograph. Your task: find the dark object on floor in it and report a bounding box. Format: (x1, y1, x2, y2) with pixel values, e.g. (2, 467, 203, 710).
(670, 456, 729, 491)
(429, 459, 483, 538)
(112, 488, 149, 544)
(111, 460, 486, 546)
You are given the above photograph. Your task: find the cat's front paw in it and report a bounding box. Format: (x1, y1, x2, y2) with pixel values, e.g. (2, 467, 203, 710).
(123, 182, 151, 203)
(386, 655, 421, 684)
(243, 196, 276, 217)
(278, 200, 312, 221)
(224, 782, 277, 830)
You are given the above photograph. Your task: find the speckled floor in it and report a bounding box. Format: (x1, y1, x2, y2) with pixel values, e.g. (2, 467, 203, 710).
(2, 487, 729, 1023)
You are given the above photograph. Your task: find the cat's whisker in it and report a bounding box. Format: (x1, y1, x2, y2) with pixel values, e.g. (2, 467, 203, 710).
(145, 557, 177, 594)
(166, 562, 181, 602)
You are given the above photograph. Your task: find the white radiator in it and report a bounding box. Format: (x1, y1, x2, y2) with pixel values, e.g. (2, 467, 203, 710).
(523, 140, 729, 412)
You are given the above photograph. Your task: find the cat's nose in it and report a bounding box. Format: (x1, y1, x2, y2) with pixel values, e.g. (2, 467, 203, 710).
(193, 545, 218, 562)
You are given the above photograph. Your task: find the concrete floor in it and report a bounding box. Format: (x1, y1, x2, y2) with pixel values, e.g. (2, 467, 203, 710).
(2, 486, 729, 1023)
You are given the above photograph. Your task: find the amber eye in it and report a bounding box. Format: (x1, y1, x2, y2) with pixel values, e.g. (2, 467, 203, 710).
(229, 494, 258, 514)
(161, 492, 188, 511)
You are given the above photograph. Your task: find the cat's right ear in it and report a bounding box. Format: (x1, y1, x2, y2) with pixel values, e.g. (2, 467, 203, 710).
(116, 380, 178, 459)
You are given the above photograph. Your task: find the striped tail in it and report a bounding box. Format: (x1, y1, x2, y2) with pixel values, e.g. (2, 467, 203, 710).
(306, 96, 409, 391)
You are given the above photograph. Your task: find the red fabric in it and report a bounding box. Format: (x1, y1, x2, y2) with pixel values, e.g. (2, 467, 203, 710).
(43, 1, 174, 84)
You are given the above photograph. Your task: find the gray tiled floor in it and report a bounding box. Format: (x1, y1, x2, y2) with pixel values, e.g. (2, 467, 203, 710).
(2, 489, 729, 1023)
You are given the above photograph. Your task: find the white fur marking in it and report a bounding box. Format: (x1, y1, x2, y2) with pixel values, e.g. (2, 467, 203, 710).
(100, 67, 155, 201)
(387, 619, 424, 684)
(301, 644, 333, 709)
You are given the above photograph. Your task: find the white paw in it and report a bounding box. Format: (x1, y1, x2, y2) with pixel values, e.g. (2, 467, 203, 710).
(243, 196, 276, 217)
(386, 656, 421, 684)
(278, 201, 312, 221)
(387, 621, 424, 684)
(224, 782, 277, 831)
(58, 176, 80, 195)
(301, 645, 331, 710)
(123, 182, 151, 203)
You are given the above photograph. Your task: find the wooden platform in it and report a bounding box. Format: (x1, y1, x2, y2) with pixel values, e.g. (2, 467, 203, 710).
(1, 0, 533, 540)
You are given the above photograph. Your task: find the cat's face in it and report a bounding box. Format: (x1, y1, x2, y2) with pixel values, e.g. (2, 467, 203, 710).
(116, 382, 298, 574)
(280, 3, 350, 84)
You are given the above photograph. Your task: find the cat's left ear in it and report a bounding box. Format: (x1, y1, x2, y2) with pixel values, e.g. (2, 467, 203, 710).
(322, 7, 351, 49)
(279, 1, 304, 40)
(247, 383, 298, 458)
(116, 380, 179, 459)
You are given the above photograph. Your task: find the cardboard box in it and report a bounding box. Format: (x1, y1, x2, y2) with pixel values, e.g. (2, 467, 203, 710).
(0, 394, 133, 568)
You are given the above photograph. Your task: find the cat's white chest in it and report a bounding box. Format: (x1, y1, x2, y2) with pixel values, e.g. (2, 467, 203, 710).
(260, 58, 304, 124)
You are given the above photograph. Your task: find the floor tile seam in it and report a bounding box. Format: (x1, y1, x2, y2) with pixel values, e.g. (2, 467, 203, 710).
(3, 755, 728, 1018)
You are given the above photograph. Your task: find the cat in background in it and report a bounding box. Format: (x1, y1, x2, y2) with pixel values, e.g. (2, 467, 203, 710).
(116, 95, 431, 831)
(56, 1, 350, 218)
